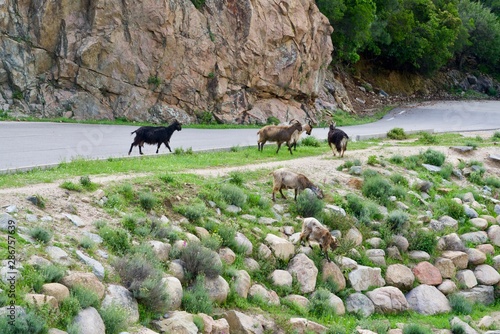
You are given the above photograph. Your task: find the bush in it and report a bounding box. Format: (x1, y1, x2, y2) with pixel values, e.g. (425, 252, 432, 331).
(308, 288, 334, 318)
(404, 155, 422, 170)
(99, 226, 131, 255)
(0, 310, 47, 334)
(362, 175, 393, 205)
(433, 198, 466, 220)
(421, 149, 445, 166)
(40, 264, 66, 283)
(60, 181, 83, 192)
(159, 174, 175, 184)
(390, 174, 408, 187)
(182, 275, 213, 314)
(220, 184, 247, 207)
(99, 304, 129, 334)
(71, 285, 100, 309)
(492, 131, 500, 140)
(403, 324, 433, 334)
(449, 294, 473, 315)
(295, 191, 324, 218)
(118, 183, 135, 200)
(387, 128, 408, 140)
(178, 202, 207, 222)
(139, 192, 158, 211)
(418, 132, 438, 144)
(439, 163, 454, 180)
(80, 175, 97, 190)
(29, 226, 52, 243)
(28, 194, 46, 209)
(301, 136, 321, 147)
(389, 155, 404, 164)
(345, 193, 382, 224)
(228, 171, 244, 186)
(58, 296, 81, 328)
(408, 229, 438, 254)
(484, 176, 500, 188)
(180, 242, 223, 283)
(79, 236, 96, 250)
(386, 210, 409, 233)
(113, 254, 169, 313)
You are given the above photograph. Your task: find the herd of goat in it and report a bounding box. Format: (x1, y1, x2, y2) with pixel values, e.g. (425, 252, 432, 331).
(127, 118, 344, 260)
(128, 118, 349, 158)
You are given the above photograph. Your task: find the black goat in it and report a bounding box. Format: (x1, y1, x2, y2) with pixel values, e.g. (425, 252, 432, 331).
(128, 120, 182, 155)
(327, 121, 349, 157)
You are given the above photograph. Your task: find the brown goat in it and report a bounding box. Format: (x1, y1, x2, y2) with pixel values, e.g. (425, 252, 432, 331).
(300, 217, 338, 262)
(270, 168, 323, 202)
(257, 121, 302, 154)
(289, 118, 314, 151)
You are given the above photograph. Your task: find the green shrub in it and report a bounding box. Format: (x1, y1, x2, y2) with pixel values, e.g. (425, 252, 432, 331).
(58, 296, 81, 328)
(408, 229, 438, 254)
(228, 171, 244, 186)
(387, 127, 408, 140)
(308, 288, 334, 318)
(147, 75, 161, 87)
(421, 148, 445, 166)
(367, 155, 379, 165)
(99, 226, 131, 255)
(484, 176, 500, 188)
(345, 193, 382, 224)
(180, 242, 223, 283)
(362, 175, 393, 205)
(159, 174, 175, 184)
(390, 174, 408, 187)
(301, 136, 321, 147)
(469, 171, 484, 185)
(266, 116, 280, 125)
(139, 192, 158, 211)
(386, 210, 409, 233)
(451, 323, 466, 334)
(182, 275, 213, 314)
(104, 193, 126, 209)
(113, 254, 169, 313)
(295, 191, 324, 218)
(492, 131, 500, 140)
(29, 194, 46, 209)
(178, 202, 207, 222)
(79, 236, 96, 250)
(404, 155, 422, 170)
(439, 163, 454, 180)
(0, 310, 47, 334)
(433, 198, 465, 220)
(118, 183, 135, 200)
(418, 132, 438, 144)
(71, 285, 100, 309)
(220, 184, 247, 207)
(337, 159, 361, 170)
(29, 226, 52, 243)
(326, 325, 347, 334)
(201, 234, 223, 251)
(40, 264, 66, 283)
(389, 155, 404, 164)
(60, 181, 83, 192)
(403, 324, 433, 334)
(449, 294, 473, 315)
(80, 175, 97, 190)
(99, 304, 129, 334)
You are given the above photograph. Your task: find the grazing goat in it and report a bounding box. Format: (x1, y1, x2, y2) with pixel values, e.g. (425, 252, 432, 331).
(270, 168, 323, 202)
(128, 120, 182, 155)
(257, 121, 302, 154)
(327, 121, 349, 157)
(300, 217, 338, 262)
(289, 118, 314, 151)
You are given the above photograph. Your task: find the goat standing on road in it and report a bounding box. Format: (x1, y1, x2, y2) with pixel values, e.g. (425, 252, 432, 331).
(128, 120, 182, 155)
(327, 121, 349, 157)
(257, 121, 302, 154)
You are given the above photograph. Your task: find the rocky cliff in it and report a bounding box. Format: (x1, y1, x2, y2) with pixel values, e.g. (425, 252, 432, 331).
(0, 0, 333, 124)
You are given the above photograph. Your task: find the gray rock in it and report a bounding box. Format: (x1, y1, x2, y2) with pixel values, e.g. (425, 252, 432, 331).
(461, 231, 488, 245)
(345, 292, 375, 317)
(310, 290, 345, 315)
(235, 232, 253, 255)
(406, 284, 451, 315)
(102, 284, 139, 322)
(348, 265, 385, 292)
(466, 248, 486, 265)
(325, 204, 346, 216)
(450, 146, 474, 153)
(408, 251, 430, 261)
(46, 246, 73, 266)
(153, 311, 197, 334)
(0, 213, 16, 231)
(224, 310, 264, 334)
(288, 253, 318, 293)
(259, 217, 278, 225)
(474, 264, 500, 285)
(204, 275, 229, 303)
(25, 214, 38, 223)
(422, 164, 441, 172)
(234, 270, 251, 299)
(225, 205, 241, 213)
(265, 234, 294, 261)
(75, 250, 105, 280)
(439, 233, 466, 252)
(366, 286, 409, 314)
(82, 232, 103, 244)
(488, 225, 500, 246)
(464, 205, 479, 218)
(450, 317, 479, 334)
(72, 307, 105, 334)
(162, 277, 182, 311)
(63, 213, 86, 227)
(269, 270, 292, 287)
(454, 285, 495, 306)
(437, 279, 457, 295)
(248, 284, 280, 306)
(5, 205, 18, 213)
(385, 264, 415, 291)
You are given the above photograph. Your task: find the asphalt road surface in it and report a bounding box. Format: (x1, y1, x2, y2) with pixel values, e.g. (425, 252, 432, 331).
(1, 100, 499, 173)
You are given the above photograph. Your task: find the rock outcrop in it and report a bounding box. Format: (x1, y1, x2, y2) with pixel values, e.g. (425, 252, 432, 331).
(0, 0, 333, 124)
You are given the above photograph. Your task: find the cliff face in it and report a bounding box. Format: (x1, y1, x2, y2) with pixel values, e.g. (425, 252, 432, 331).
(0, 0, 333, 124)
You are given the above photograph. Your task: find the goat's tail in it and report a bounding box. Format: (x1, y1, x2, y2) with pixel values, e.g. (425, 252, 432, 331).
(131, 130, 137, 135)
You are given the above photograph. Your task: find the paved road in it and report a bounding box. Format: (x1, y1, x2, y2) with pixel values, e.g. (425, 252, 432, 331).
(1, 100, 499, 173)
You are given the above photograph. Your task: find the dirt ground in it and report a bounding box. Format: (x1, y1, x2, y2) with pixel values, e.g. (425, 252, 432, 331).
(1, 130, 499, 244)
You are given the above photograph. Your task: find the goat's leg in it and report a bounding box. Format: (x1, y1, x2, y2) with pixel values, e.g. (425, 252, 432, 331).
(276, 142, 282, 154)
(156, 143, 162, 154)
(329, 143, 337, 156)
(165, 141, 172, 152)
(287, 142, 293, 155)
(128, 143, 135, 155)
(279, 188, 287, 199)
(294, 189, 298, 200)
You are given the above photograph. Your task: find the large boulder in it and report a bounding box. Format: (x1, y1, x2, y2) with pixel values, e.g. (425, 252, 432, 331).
(348, 265, 385, 292)
(288, 254, 318, 294)
(265, 234, 295, 261)
(405, 284, 451, 315)
(385, 264, 415, 291)
(101, 284, 140, 323)
(60, 272, 105, 299)
(72, 307, 105, 334)
(366, 287, 409, 314)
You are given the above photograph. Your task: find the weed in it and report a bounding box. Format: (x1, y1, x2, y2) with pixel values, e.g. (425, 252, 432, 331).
(113, 253, 169, 313)
(220, 184, 246, 207)
(99, 226, 131, 255)
(386, 210, 409, 233)
(60, 181, 83, 192)
(390, 174, 408, 187)
(301, 136, 321, 147)
(367, 155, 379, 165)
(180, 242, 223, 283)
(421, 149, 445, 166)
(492, 131, 500, 140)
(266, 116, 280, 125)
(29, 226, 52, 243)
(362, 175, 393, 205)
(0, 310, 47, 334)
(118, 183, 135, 200)
(80, 175, 97, 190)
(449, 294, 473, 315)
(433, 198, 465, 220)
(12, 90, 24, 100)
(177, 202, 207, 222)
(389, 155, 405, 164)
(182, 275, 213, 314)
(345, 193, 382, 224)
(147, 75, 161, 87)
(387, 127, 408, 140)
(57, 297, 81, 328)
(484, 176, 500, 188)
(418, 131, 438, 144)
(295, 191, 324, 218)
(308, 288, 334, 318)
(28, 194, 46, 209)
(439, 163, 454, 180)
(193, 315, 205, 332)
(39, 264, 66, 283)
(99, 304, 129, 334)
(79, 236, 96, 250)
(408, 229, 438, 254)
(159, 174, 175, 184)
(469, 171, 484, 185)
(104, 194, 126, 209)
(139, 192, 158, 211)
(71, 285, 100, 309)
(451, 323, 466, 334)
(228, 171, 244, 186)
(201, 234, 223, 251)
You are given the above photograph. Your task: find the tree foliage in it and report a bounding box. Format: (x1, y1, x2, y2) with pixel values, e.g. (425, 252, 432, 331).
(316, 0, 500, 74)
